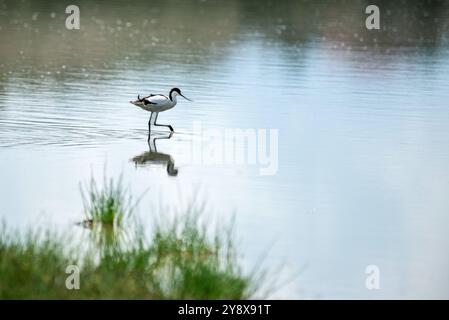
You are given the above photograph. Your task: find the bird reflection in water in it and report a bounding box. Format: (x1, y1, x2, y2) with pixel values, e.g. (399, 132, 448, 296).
(131, 132, 178, 176)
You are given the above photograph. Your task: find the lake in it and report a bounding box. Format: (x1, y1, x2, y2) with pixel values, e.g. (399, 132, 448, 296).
(1, 0, 449, 299)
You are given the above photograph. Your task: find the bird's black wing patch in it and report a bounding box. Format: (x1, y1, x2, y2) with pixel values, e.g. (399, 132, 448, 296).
(143, 99, 155, 105)
(140, 94, 156, 99)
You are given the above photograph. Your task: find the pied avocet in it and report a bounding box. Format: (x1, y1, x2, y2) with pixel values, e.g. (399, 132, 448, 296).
(130, 87, 192, 133)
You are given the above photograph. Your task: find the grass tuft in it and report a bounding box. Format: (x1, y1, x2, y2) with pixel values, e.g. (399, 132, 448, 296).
(80, 174, 135, 227)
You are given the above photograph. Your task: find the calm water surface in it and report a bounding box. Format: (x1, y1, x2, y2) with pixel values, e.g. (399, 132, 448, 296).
(1, 0, 449, 298)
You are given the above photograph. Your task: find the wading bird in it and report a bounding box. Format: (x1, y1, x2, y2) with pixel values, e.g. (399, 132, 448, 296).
(130, 87, 192, 134)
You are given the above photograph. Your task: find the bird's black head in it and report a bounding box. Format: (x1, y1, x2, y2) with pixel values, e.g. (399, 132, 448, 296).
(169, 87, 192, 101)
(169, 87, 181, 99)
(171, 87, 181, 94)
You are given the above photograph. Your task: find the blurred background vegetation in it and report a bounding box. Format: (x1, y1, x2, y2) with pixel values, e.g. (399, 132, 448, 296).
(1, 0, 448, 72)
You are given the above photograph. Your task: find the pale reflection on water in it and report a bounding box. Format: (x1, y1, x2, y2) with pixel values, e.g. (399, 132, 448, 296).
(1, 0, 449, 298)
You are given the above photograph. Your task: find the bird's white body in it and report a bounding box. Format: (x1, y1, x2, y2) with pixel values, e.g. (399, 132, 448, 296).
(130, 88, 191, 134)
(135, 94, 178, 113)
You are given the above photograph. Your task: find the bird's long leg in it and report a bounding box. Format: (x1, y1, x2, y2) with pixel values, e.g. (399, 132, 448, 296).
(154, 112, 174, 132)
(148, 112, 154, 141)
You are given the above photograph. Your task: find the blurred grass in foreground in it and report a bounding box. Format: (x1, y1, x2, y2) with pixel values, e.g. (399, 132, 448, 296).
(0, 176, 259, 299)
